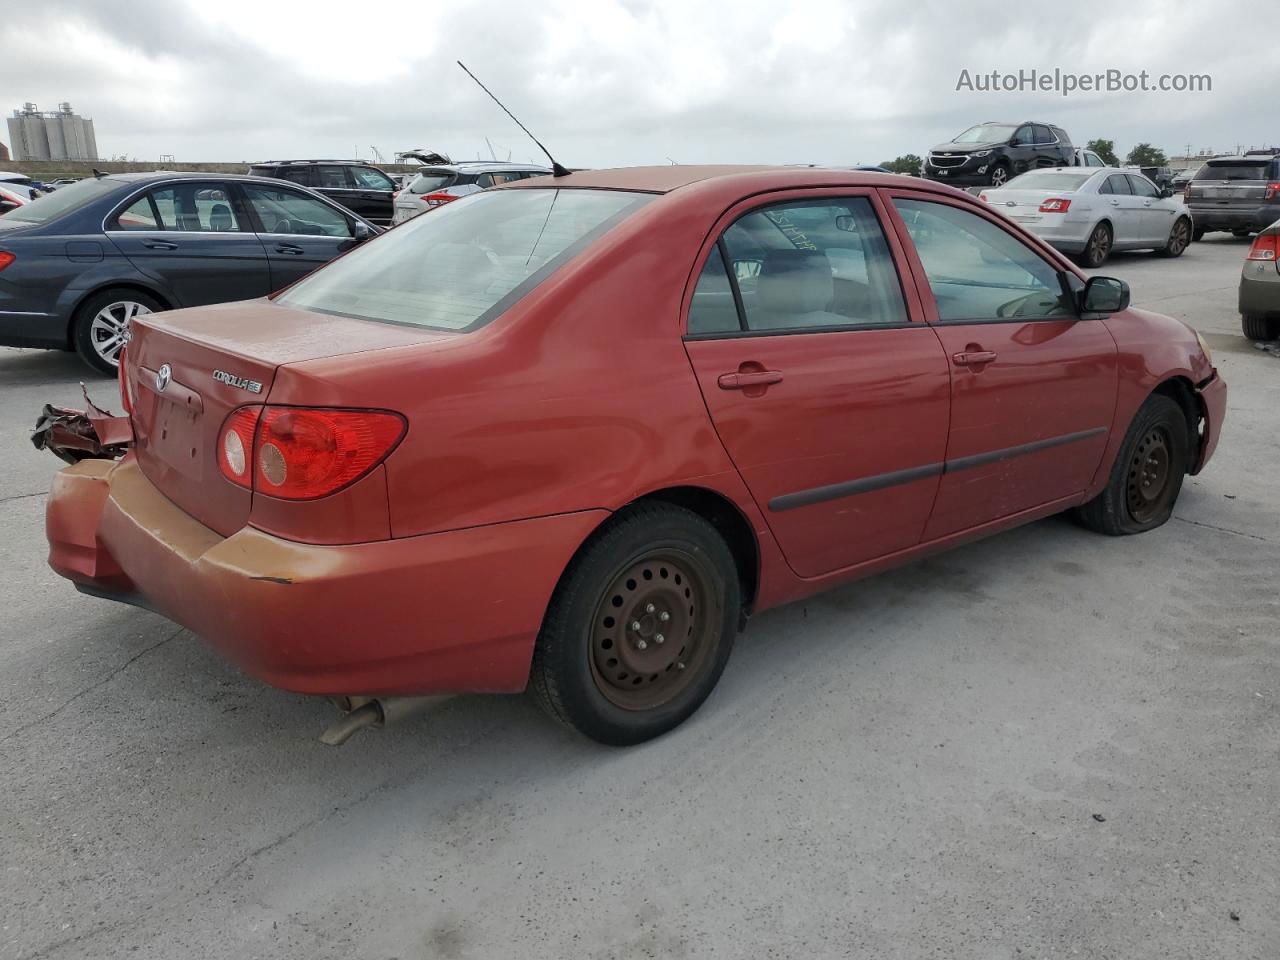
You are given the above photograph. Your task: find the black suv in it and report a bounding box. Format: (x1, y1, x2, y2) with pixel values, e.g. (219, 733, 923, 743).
(247, 160, 398, 226)
(923, 122, 1074, 188)
(1185, 151, 1280, 238)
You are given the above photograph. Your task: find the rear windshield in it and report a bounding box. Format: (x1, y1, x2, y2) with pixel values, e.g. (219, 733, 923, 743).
(409, 171, 458, 194)
(0, 176, 122, 224)
(1196, 161, 1270, 181)
(1004, 172, 1095, 191)
(277, 188, 652, 331)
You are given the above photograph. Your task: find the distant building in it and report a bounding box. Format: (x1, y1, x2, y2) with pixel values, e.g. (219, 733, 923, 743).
(6, 103, 98, 161)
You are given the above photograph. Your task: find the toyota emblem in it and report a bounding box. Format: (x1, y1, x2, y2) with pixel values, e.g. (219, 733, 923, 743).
(155, 363, 171, 392)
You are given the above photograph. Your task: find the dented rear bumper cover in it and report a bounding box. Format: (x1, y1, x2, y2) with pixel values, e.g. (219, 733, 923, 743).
(47, 456, 606, 696)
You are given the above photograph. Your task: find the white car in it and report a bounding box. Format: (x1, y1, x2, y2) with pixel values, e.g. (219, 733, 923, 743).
(391, 161, 551, 224)
(980, 167, 1194, 267)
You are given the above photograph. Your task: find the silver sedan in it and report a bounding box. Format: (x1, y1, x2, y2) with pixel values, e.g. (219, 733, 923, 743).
(980, 167, 1194, 267)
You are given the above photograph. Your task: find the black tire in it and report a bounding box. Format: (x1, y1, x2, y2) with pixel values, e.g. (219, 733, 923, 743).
(988, 163, 1011, 188)
(1192, 227, 1205, 242)
(1077, 222, 1113, 268)
(1242, 313, 1280, 341)
(72, 288, 163, 376)
(530, 503, 741, 745)
(1074, 394, 1189, 536)
(1157, 217, 1192, 258)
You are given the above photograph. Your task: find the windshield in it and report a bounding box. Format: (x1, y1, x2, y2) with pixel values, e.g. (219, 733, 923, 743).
(1004, 172, 1095, 191)
(1, 176, 122, 224)
(278, 188, 652, 331)
(952, 124, 1017, 144)
(1196, 161, 1269, 181)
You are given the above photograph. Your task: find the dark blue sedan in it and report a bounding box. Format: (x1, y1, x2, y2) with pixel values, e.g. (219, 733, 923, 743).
(0, 172, 376, 374)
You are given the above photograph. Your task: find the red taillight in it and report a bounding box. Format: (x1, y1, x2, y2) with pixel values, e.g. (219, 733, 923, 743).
(255, 407, 405, 500)
(218, 407, 262, 489)
(1247, 233, 1279, 261)
(0, 251, 14, 272)
(1039, 197, 1072, 213)
(422, 192, 457, 207)
(1265, 182, 1280, 201)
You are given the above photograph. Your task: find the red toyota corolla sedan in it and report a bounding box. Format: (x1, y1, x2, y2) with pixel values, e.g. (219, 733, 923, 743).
(43, 166, 1227, 745)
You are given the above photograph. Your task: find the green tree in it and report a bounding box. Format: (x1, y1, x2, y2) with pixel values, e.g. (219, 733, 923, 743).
(1086, 139, 1118, 165)
(1125, 143, 1168, 167)
(879, 154, 923, 176)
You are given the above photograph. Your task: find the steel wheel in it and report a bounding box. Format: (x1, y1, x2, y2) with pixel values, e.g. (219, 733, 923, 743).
(588, 549, 716, 711)
(89, 300, 150, 366)
(1125, 426, 1174, 524)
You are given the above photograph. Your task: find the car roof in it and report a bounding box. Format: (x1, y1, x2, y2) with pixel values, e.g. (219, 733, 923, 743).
(250, 159, 380, 167)
(501, 164, 963, 196)
(412, 162, 552, 175)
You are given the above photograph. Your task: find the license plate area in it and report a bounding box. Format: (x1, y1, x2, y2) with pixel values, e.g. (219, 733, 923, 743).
(151, 396, 205, 480)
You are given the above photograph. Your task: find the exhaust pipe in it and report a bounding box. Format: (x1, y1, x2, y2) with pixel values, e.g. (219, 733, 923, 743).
(319, 695, 441, 746)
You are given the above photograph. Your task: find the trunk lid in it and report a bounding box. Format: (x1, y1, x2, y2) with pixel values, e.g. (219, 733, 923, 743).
(983, 189, 1063, 224)
(126, 299, 451, 536)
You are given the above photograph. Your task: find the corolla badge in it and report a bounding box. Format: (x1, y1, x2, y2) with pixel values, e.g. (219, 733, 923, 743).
(155, 363, 171, 391)
(212, 369, 263, 394)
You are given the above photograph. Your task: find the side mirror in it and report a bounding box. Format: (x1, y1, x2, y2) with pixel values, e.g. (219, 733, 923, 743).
(1080, 276, 1130, 314)
(352, 221, 372, 242)
(1159, 186, 1173, 199)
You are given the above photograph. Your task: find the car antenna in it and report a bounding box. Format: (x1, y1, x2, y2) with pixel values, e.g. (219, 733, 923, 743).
(92, 168, 106, 178)
(456, 60, 571, 177)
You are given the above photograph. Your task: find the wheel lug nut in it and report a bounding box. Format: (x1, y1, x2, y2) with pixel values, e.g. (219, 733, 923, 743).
(655, 634, 665, 644)
(659, 611, 670, 622)
(630, 620, 641, 631)
(636, 639, 648, 650)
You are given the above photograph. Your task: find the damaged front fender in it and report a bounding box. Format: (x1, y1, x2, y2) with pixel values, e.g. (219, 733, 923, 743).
(31, 386, 133, 465)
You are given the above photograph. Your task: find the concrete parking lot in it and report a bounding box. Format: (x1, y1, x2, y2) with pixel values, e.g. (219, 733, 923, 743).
(1, 236, 1276, 960)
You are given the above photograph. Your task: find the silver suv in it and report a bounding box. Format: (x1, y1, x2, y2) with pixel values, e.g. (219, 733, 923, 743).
(392, 161, 551, 224)
(1185, 151, 1280, 239)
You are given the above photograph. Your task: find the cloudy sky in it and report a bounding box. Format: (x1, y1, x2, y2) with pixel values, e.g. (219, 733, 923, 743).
(2, 0, 1274, 168)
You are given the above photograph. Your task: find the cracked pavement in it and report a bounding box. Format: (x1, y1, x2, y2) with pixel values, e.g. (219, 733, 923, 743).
(1, 236, 1277, 959)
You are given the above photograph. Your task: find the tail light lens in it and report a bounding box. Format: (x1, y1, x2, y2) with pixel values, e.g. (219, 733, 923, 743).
(218, 407, 262, 489)
(1265, 182, 1280, 201)
(422, 192, 457, 207)
(217, 406, 405, 499)
(1247, 233, 1279, 261)
(0, 251, 14, 272)
(1039, 197, 1072, 213)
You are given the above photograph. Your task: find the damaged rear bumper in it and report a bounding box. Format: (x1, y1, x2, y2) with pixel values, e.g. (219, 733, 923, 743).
(47, 456, 607, 697)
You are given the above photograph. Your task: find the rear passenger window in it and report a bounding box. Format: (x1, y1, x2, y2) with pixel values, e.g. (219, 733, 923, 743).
(699, 198, 907, 333)
(150, 184, 242, 232)
(1101, 175, 1132, 195)
(688, 246, 740, 334)
(114, 196, 159, 230)
(315, 166, 349, 188)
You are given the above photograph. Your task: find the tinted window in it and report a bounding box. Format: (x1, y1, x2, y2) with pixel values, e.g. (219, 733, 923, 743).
(1101, 175, 1132, 195)
(278, 188, 651, 331)
(1128, 175, 1160, 198)
(688, 246, 740, 335)
(717, 198, 907, 331)
(242, 185, 351, 237)
(350, 166, 394, 190)
(114, 196, 160, 230)
(409, 172, 458, 194)
(893, 198, 1071, 321)
(1196, 161, 1269, 181)
(1033, 125, 1053, 143)
(278, 168, 313, 186)
(1, 176, 122, 224)
(314, 166, 350, 189)
(1011, 126, 1035, 146)
(1086, 152, 1105, 167)
(150, 184, 242, 232)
